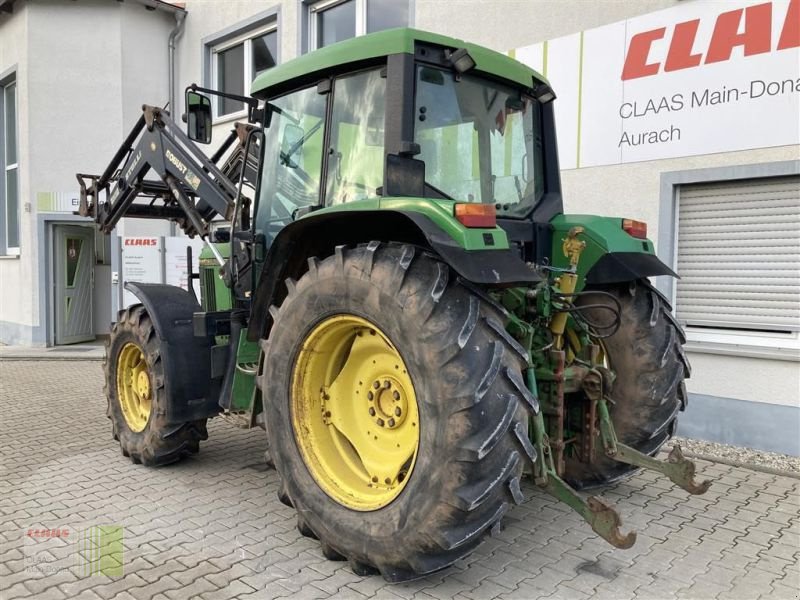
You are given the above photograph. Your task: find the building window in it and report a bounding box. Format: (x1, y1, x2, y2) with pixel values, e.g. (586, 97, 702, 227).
(2, 76, 19, 255)
(307, 0, 410, 51)
(675, 176, 800, 338)
(211, 26, 278, 118)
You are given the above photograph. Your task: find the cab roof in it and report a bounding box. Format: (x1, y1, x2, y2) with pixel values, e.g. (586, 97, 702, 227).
(250, 27, 546, 98)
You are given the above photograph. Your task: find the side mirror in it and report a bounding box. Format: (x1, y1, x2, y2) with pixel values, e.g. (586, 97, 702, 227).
(186, 90, 212, 144)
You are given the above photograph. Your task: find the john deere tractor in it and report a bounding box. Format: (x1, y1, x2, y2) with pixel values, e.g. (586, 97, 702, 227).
(78, 28, 708, 581)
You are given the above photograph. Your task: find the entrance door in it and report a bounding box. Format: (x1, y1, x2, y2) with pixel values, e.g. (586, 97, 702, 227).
(54, 225, 95, 345)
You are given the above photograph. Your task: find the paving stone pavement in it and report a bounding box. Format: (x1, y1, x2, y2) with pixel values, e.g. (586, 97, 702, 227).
(1, 360, 798, 600)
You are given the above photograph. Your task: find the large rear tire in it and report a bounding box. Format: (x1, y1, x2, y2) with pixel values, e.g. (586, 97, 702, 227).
(259, 243, 538, 582)
(105, 304, 208, 466)
(564, 280, 690, 489)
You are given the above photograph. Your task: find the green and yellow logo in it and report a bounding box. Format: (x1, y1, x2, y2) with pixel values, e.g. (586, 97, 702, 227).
(78, 525, 124, 576)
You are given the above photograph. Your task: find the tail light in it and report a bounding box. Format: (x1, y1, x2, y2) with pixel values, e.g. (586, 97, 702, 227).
(454, 203, 496, 228)
(622, 218, 647, 239)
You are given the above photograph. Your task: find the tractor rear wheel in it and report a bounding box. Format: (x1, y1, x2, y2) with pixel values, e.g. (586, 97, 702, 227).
(564, 280, 690, 489)
(105, 304, 208, 466)
(260, 243, 537, 581)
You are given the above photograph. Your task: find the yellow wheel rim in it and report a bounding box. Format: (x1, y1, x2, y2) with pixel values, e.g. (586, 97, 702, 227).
(116, 343, 152, 432)
(291, 315, 419, 511)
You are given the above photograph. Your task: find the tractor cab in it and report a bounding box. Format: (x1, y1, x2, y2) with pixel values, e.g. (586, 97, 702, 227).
(186, 28, 561, 280)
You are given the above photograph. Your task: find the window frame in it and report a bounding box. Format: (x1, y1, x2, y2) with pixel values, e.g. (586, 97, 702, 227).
(657, 162, 800, 362)
(253, 82, 329, 244)
(1, 73, 19, 257)
(202, 8, 282, 123)
(305, 0, 412, 52)
(309, 0, 360, 52)
(210, 23, 279, 120)
(323, 66, 388, 206)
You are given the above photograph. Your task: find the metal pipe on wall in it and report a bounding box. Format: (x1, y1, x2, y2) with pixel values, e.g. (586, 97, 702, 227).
(167, 9, 187, 237)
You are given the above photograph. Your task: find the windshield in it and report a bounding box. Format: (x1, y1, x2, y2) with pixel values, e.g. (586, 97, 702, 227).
(414, 66, 543, 218)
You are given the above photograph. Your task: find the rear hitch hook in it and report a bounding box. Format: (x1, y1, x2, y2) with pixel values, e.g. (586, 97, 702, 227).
(607, 442, 712, 496)
(666, 444, 712, 495)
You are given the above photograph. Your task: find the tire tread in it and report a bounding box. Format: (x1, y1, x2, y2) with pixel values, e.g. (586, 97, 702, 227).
(260, 242, 538, 581)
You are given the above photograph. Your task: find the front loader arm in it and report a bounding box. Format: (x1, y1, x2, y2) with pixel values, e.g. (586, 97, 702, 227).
(76, 105, 254, 238)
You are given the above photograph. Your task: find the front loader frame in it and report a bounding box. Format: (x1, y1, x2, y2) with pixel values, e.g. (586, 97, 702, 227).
(76, 105, 251, 240)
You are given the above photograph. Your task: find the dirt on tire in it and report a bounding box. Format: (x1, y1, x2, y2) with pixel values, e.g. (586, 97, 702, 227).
(564, 280, 691, 489)
(105, 304, 208, 466)
(259, 242, 540, 582)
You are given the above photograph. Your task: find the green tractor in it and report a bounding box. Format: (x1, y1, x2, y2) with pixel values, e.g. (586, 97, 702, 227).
(78, 27, 708, 581)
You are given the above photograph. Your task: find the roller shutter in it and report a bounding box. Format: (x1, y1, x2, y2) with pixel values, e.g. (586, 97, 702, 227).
(675, 175, 800, 333)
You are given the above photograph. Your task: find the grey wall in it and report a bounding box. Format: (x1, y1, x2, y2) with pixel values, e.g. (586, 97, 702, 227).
(680, 394, 800, 457)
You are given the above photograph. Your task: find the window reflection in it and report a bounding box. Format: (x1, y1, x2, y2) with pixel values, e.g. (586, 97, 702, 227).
(325, 69, 386, 205)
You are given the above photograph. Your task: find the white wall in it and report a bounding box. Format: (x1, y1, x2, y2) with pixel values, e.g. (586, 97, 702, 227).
(0, 0, 178, 343)
(0, 4, 31, 342)
(30, 1, 175, 340)
(116, 2, 176, 240)
(414, 0, 682, 53)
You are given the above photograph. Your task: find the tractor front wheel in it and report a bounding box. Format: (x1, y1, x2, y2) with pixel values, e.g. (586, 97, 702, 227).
(105, 304, 208, 466)
(260, 243, 537, 581)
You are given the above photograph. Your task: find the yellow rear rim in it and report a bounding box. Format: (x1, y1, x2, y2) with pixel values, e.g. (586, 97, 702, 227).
(291, 315, 419, 511)
(116, 343, 152, 432)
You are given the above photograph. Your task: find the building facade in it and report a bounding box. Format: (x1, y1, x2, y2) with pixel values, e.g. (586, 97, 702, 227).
(0, 0, 798, 453)
(0, 0, 180, 346)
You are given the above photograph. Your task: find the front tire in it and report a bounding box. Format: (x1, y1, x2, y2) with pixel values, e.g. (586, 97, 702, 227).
(260, 243, 538, 581)
(105, 304, 208, 466)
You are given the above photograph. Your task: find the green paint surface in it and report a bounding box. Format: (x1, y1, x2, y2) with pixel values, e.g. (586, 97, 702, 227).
(251, 28, 547, 97)
(199, 242, 231, 262)
(199, 243, 232, 311)
(550, 214, 656, 289)
(308, 196, 509, 251)
(231, 330, 260, 413)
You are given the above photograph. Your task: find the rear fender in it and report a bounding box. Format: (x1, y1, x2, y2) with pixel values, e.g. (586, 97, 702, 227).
(246, 209, 541, 341)
(123, 282, 221, 422)
(550, 214, 676, 289)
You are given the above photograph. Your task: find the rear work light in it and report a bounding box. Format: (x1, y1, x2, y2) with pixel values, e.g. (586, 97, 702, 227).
(622, 218, 648, 239)
(454, 203, 496, 228)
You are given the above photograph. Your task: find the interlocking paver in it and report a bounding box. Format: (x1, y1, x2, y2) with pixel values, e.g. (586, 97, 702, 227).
(2, 360, 799, 600)
(166, 577, 220, 599)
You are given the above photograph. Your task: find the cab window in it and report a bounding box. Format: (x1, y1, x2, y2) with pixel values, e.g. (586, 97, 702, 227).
(256, 86, 326, 243)
(324, 68, 386, 206)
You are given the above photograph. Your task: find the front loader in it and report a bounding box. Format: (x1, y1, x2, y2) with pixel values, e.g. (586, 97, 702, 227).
(77, 28, 709, 582)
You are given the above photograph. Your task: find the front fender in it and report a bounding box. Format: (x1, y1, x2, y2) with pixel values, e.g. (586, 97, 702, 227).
(550, 214, 676, 289)
(123, 282, 221, 422)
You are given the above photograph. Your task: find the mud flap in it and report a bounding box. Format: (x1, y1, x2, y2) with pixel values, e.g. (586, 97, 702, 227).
(124, 282, 221, 423)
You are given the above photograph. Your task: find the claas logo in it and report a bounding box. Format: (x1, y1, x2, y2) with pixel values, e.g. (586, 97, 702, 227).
(124, 239, 157, 246)
(622, 0, 799, 80)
